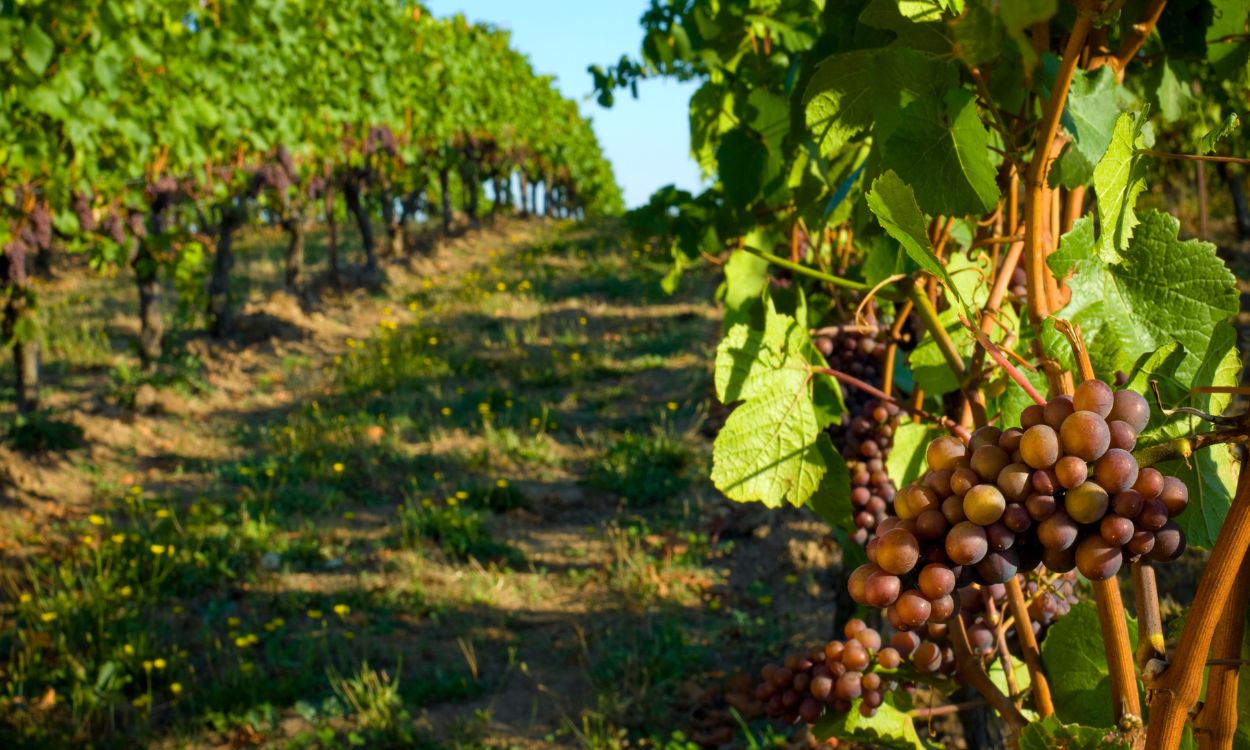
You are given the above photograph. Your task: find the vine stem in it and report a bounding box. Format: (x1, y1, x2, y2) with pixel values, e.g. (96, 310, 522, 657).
(907, 283, 965, 378)
(958, 316, 1046, 406)
(909, 698, 987, 719)
(1139, 149, 1250, 166)
(812, 367, 970, 441)
(1134, 429, 1250, 467)
(1132, 560, 1166, 669)
(739, 244, 874, 292)
(1193, 553, 1250, 750)
(946, 614, 1028, 731)
(1005, 576, 1055, 717)
(1145, 459, 1250, 750)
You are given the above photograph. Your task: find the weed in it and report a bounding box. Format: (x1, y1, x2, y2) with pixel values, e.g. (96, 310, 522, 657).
(587, 431, 692, 506)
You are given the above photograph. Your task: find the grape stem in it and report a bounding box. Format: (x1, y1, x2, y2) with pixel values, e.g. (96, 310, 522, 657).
(957, 316, 1046, 406)
(1133, 427, 1250, 469)
(1005, 576, 1055, 717)
(909, 698, 987, 719)
(1146, 459, 1250, 749)
(1192, 553, 1250, 750)
(813, 367, 970, 441)
(946, 614, 1028, 731)
(1131, 560, 1166, 669)
(738, 244, 875, 293)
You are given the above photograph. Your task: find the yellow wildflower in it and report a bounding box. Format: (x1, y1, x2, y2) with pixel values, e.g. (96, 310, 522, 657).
(88, 514, 106, 526)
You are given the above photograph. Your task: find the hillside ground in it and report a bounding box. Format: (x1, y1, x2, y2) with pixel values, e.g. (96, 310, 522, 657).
(0, 218, 849, 750)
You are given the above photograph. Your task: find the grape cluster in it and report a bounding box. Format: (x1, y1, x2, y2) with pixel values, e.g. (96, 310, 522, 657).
(754, 620, 953, 725)
(816, 328, 900, 544)
(850, 380, 1188, 629)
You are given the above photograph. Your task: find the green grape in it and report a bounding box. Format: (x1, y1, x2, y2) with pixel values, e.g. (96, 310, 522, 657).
(1020, 425, 1060, 469)
(964, 484, 1006, 525)
(1065, 481, 1110, 524)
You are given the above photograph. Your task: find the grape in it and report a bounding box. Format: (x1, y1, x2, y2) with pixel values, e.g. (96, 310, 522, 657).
(1127, 530, 1156, 557)
(970, 426, 1003, 451)
(1025, 493, 1057, 521)
(897, 485, 940, 520)
(971, 445, 1010, 482)
(964, 484, 1006, 525)
(1043, 396, 1075, 430)
(1138, 498, 1168, 530)
(1111, 490, 1144, 518)
(877, 528, 921, 575)
(1108, 420, 1138, 451)
(876, 647, 901, 669)
(1055, 455, 1089, 489)
(941, 495, 967, 524)
(912, 641, 942, 672)
(862, 672, 882, 691)
(835, 671, 862, 700)
(1060, 411, 1111, 462)
(1073, 379, 1114, 417)
(1042, 545, 1076, 573)
(998, 428, 1024, 453)
(986, 521, 1016, 550)
(997, 462, 1032, 501)
(1159, 477, 1189, 517)
(924, 469, 953, 497)
(945, 521, 988, 565)
(976, 549, 1020, 584)
(1021, 404, 1045, 429)
(950, 467, 980, 496)
(855, 628, 882, 651)
(1002, 503, 1032, 533)
(848, 564, 876, 602)
(894, 590, 932, 628)
(865, 570, 901, 607)
(844, 618, 867, 639)
(929, 593, 956, 621)
(1031, 467, 1059, 495)
(1108, 389, 1150, 432)
(890, 631, 920, 656)
(1134, 468, 1165, 499)
(799, 697, 823, 723)
(915, 509, 948, 540)
(1076, 535, 1122, 580)
(1037, 510, 1079, 551)
(926, 436, 966, 472)
(1099, 514, 1135, 546)
(842, 642, 870, 671)
(918, 563, 956, 598)
(860, 701, 879, 718)
(1150, 522, 1186, 562)
(1093, 449, 1139, 494)
(1065, 481, 1110, 524)
(1020, 425, 1060, 469)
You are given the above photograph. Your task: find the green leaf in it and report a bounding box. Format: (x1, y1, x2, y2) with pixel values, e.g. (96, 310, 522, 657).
(1200, 113, 1240, 154)
(1041, 601, 1140, 728)
(721, 240, 772, 330)
(858, 0, 953, 55)
(717, 127, 771, 209)
(909, 308, 972, 395)
(865, 171, 965, 308)
(804, 49, 879, 157)
(1049, 210, 1239, 389)
(882, 88, 1001, 217)
(1019, 716, 1131, 750)
(22, 23, 53, 76)
(1051, 67, 1122, 189)
(813, 698, 927, 749)
(808, 439, 854, 534)
(953, 0, 1056, 72)
(712, 297, 840, 508)
(1147, 58, 1193, 124)
(1092, 112, 1152, 263)
(886, 420, 942, 490)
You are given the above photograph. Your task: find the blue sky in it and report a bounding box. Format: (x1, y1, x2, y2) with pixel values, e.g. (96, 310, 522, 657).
(425, 0, 707, 207)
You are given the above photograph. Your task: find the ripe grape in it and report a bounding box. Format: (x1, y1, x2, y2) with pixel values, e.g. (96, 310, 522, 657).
(1134, 468, 1165, 500)
(1037, 511, 1079, 551)
(945, 522, 988, 565)
(893, 590, 932, 628)
(912, 641, 942, 672)
(1138, 498, 1168, 530)
(1150, 522, 1186, 561)
(1020, 425, 1060, 469)
(864, 570, 901, 607)
(1065, 481, 1110, 525)
(999, 428, 1024, 453)
(1099, 514, 1135, 546)
(976, 549, 1020, 583)
(876, 647, 901, 669)
(1021, 404, 1045, 429)
(918, 563, 956, 598)
(1073, 379, 1114, 417)
(1111, 490, 1144, 518)
(964, 484, 1006, 525)
(1002, 503, 1031, 533)
(1031, 467, 1059, 495)
(1093, 448, 1139, 494)
(1025, 493, 1057, 521)
(926, 436, 966, 472)
(1076, 535, 1122, 580)
(1107, 420, 1137, 451)
(1108, 388, 1150, 432)
(929, 594, 956, 621)
(1159, 477, 1189, 517)
(877, 528, 921, 575)
(950, 467, 979, 496)
(969, 426, 1003, 451)
(1043, 396, 1075, 429)
(915, 509, 948, 540)
(1060, 411, 1111, 462)
(1055, 455, 1088, 489)
(971, 445, 1010, 482)
(1127, 530, 1156, 557)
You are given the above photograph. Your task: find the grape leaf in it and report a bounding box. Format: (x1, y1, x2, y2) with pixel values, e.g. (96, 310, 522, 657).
(804, 49, 879, 157)
(1048, 211, 1239, 389)
(813, 698, 927, 749)
(1019, 716, 1131, 750)
(1041, 601, 1140, 728)
(1148, 58, 1193, 124)
(909, 307, 972, 395)
(858, 0, 953, 55)
(882, 88, 1001, 218)
(1051, 67, 1122, 189)
(953, 0, 1057, 72)
(22, 23, 53, 76)
(1092, 112, 1152, 263)
(886, 420, 942, 490)
(717, 127, 775, 209)
(866, 171, 966, 309)
(712, 296, 841, 508)
(721, 244, 771, 330)
(1200, 113, 1239, 154)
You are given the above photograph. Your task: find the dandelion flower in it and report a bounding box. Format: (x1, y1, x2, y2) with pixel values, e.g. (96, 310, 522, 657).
(332, 463, 345, 473)
(666, 402, 678, 412)
(40, 612, 57, 623)
(88, 514, 106, 526)
(170, 683, 183, 695)
(154, 658, 167, 670)
(333, 603, 350, 617)
(150, 544, 166, 555)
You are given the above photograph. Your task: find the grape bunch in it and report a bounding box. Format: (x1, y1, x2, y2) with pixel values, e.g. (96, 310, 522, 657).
(754, 619, 953, 725)
(849, 380, 1188, 629)
(816, 327, 901, 544)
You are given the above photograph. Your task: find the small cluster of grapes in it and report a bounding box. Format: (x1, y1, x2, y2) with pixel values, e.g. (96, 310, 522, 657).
(816, 328, 900, 544)
(755, 620, 952, 725)
(850, 379, 1188, 629)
